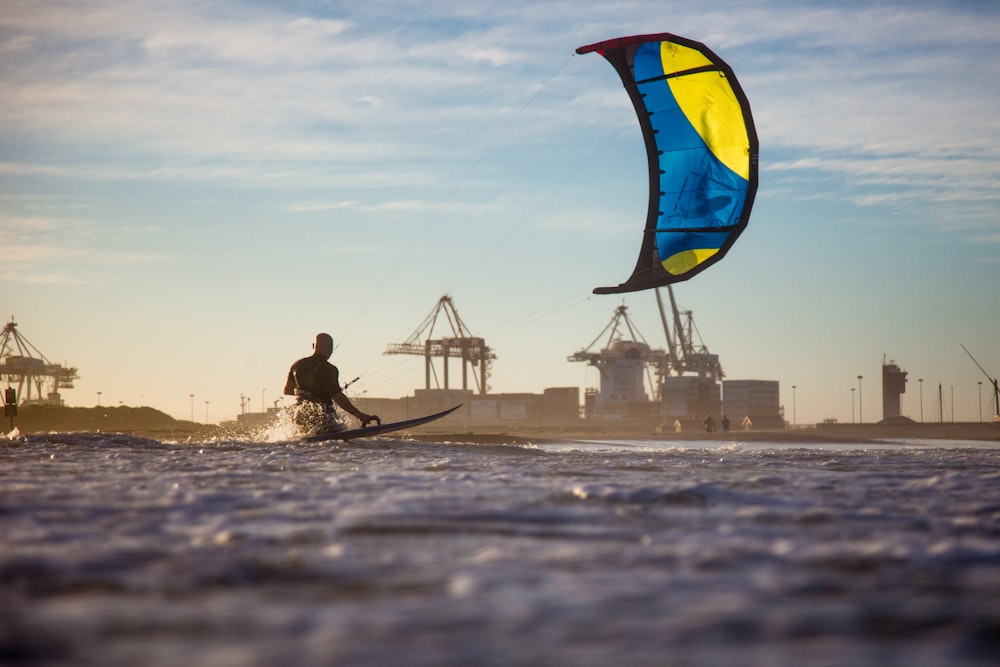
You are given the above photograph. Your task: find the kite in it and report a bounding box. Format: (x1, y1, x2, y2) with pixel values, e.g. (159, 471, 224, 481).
(577, 34, 759, 294)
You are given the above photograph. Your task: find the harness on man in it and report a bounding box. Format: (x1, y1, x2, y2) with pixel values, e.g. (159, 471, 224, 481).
(292, 358, 332, 403)
(290, 358, 343, 435)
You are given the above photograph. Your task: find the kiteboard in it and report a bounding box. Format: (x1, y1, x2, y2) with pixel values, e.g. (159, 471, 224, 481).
(301, 404, 462, 443)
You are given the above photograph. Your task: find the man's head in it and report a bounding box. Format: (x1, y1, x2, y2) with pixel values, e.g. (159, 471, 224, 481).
(313, 333, 334, 359)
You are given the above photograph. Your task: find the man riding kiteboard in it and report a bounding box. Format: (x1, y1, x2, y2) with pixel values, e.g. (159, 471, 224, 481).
(283, 333, 379, 436)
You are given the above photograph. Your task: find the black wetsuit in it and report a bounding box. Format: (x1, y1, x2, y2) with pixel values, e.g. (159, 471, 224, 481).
(286, 354, 344, 434)
(287, 354, 342, 403)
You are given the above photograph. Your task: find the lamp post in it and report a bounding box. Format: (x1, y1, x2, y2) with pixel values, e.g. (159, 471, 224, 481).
(978, 381, 983, 422)
(857, 375, 863, 424)
(918, 378, 924, 422)
(205, 401, 210, 423)
(851, 387, 856, 423)
(939, 382, 944, 423)
(97, 391, 102, 407)
(791, 385, 797, 426)
(189, 394, 194, 422)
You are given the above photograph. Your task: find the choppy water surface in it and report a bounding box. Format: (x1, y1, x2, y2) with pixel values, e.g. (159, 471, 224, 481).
(2, 432, 999, 666)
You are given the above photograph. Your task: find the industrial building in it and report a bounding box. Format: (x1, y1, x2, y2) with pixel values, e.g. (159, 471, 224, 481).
(722, 380, 783, 430)
(567, 289, 782, 432)
(345, 291, 785, 433)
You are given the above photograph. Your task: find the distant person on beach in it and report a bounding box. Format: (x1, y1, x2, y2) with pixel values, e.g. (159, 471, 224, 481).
(721, 415, 730, 433)
(704, 415, 716, 433)
(283, 333, 379, 436)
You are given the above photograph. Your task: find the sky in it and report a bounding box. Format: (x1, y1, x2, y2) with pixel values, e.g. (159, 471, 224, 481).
(2, 0, 998, 426)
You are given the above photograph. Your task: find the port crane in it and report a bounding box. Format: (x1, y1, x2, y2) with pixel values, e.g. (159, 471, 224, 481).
(569, 302, 668, 403)
(655, 287, 724, 381)
(569, 286, 723, 421)
(385, 295, 495, 394)
(1, 317, 79, 405)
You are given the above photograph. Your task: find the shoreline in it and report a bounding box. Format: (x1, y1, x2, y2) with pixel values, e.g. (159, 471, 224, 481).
(6, 404, 998, 445)
(408, 422, 1000, 446)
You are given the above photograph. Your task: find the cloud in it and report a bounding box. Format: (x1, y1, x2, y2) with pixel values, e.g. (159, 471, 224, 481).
(0, 268, 87, 285)
(2, 0, 998, 241)
(0, 212, 172, 286)
(143, 16, 352, 66)
(286, 200, 358, 213)
(455, 45, 523, 66)
(286, 198, 500, 215)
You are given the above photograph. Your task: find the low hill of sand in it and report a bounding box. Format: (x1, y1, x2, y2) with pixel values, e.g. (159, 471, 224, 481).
(6, 405, 220, 439)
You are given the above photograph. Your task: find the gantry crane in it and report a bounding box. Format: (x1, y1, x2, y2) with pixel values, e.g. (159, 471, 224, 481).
(568, 302, 669, 419)
(654, 286, 724, 421)
(384, 295, 495, 394)
(570, 287, 724, 422)
(1, 317, 79, 405)
(655, 286, 724, 381)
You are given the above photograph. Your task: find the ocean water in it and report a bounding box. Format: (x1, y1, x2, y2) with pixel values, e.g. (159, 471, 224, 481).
(2, 430, 999, 667)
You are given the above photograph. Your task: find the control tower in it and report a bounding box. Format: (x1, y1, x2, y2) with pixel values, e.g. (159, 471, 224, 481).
(881, 357, 908, 422)
(1, 318, 79, 405)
